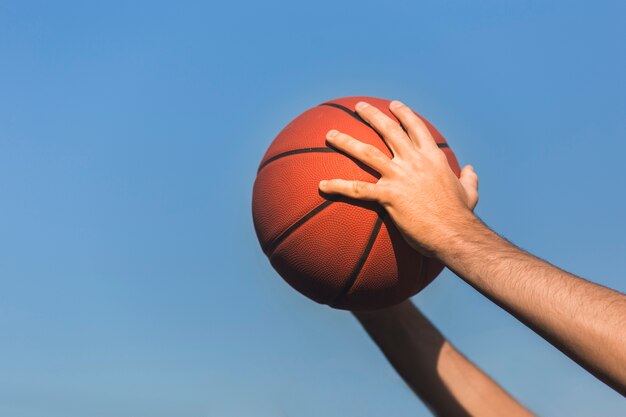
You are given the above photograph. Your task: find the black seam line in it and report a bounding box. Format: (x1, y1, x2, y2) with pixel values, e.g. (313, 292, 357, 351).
(319, 102, 368, 124)
(257, 147, 337, 173)
(331, 212, 384, 306)
(265, 200, 334, 257)
(318, 102, 450, 149)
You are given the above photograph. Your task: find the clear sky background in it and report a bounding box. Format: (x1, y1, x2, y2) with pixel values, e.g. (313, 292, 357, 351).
(1, 1, 625, 416)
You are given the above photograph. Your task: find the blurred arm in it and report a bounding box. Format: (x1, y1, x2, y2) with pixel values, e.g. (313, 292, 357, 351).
(354, 300, 534, 417)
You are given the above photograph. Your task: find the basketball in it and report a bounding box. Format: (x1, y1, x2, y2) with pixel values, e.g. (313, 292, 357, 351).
(252, 96, 461, 310)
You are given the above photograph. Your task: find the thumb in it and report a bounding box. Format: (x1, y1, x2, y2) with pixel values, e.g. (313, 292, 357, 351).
(459, 165, 479, 211)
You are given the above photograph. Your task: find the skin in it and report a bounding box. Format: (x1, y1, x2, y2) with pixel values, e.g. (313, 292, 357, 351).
(354, 300, 534, 417)
(351, 162, 532, 416)
(319, 100, 626, 396)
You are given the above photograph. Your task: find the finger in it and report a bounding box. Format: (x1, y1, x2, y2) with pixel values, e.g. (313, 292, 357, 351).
(459, 165, 479, 210)
(388, 100, 438, 150)
(319, 179, 379, 202)
(326, 130, 394, 175)
(354, 101, 413, 157)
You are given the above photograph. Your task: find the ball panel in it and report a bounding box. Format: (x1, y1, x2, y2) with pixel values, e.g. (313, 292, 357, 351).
(269, 201, 380, 305)
(336, 216, 424, 310)
(253, 151, 379, 253)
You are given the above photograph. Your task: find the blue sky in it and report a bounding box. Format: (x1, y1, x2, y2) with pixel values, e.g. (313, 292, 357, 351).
(0, 0, 625, 415)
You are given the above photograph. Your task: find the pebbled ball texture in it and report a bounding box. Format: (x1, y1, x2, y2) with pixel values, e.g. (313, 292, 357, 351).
(252, 96, 460, 310)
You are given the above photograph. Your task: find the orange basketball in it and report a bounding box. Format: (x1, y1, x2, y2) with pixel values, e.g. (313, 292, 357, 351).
(252, 96, 460, 310)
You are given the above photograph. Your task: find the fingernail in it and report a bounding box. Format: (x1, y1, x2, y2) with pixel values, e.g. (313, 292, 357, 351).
(327, 129, 339, 138)
(319, 180, 328, 187)
(390, 100, 403, 108)
(355, 101, 369, 110)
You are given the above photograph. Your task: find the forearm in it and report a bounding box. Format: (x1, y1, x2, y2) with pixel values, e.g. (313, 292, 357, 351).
(354, 301, 532, 417)
(437, 213, 626, 394)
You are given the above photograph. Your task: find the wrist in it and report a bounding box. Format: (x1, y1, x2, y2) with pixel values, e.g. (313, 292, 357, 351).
(430, 210, 487, 262)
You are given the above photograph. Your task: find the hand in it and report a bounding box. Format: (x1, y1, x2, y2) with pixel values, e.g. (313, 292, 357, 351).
(319, 100, 479, 257)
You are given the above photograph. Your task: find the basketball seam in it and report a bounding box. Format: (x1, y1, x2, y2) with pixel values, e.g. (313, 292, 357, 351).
(330, 211, 385, 307)
(265, 200, 334, 256)
(257, 147, 337, 173)
(319, 102, 369, 124)
(256, 103, 450, 174)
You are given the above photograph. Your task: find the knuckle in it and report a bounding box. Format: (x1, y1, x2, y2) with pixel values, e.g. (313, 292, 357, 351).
(376, 185, 389, 202)
(363, 144, 380, 159)
(367, 106, 381, 116)
(375, 154, 390, 168)
(410, 118, 430, 134)
(371, 110, 387, 123)
(365, 146, 392, 167)
(377, 184, 396, 203)
(431, 148, 448, 162)
(399, 107, 416, 119)
(387, 184, 400, 198)
(412, 114, 427, 128)
(386, 123, 405, 137)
